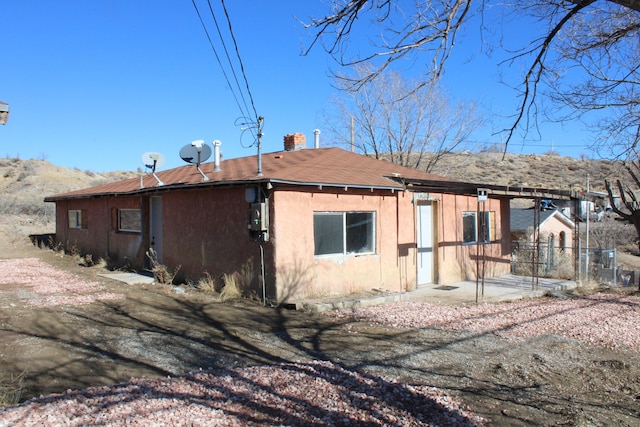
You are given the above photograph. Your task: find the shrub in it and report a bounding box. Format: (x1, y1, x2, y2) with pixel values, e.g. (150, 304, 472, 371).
(146, 248, 181, 285)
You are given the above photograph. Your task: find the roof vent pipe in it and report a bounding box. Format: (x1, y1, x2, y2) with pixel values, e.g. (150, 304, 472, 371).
(313, 128, 320, 148)
(213, 140, 221, 172)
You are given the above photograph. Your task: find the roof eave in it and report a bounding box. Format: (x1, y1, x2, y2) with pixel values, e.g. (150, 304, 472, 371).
(44, 176, 406, 202)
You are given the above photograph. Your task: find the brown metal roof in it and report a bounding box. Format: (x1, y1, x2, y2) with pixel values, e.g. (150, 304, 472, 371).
(45, 148, 449, 201)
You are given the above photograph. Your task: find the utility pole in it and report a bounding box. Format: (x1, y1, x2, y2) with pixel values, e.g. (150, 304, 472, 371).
(350, 116, 355, 152)
(585, 174, 590, 282)
(257, 116, 264, 177)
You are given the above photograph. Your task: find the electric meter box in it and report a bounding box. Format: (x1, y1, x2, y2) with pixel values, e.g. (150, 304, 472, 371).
(249, 202, 268, 231)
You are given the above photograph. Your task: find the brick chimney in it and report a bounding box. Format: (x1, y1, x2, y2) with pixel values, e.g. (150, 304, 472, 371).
(283, 133, 306, 151)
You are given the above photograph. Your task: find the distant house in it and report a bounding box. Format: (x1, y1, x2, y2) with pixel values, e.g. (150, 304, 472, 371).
(45, 134, 516, 303)
(510, 208, 575, 251)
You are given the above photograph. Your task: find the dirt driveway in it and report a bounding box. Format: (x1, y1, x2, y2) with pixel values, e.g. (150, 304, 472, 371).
(1, 234, 640, 426)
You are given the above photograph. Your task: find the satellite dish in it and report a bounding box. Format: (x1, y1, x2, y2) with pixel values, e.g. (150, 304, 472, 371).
(142, 152, 166, 172)
(180, 140, 212, 166)
(179, 140, 212, 181)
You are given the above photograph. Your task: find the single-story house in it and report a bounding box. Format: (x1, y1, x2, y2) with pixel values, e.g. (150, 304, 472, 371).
(46, 134, 517, 303)
(510, 208, 575, 250)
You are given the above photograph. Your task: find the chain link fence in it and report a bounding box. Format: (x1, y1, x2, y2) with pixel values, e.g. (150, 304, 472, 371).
(512, 243, 639, 289)
(511, 241, 575, 279)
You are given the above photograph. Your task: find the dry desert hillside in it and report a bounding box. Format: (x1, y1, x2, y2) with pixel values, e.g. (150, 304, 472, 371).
(0, 152, 634, 234)
(0, 152, 631, 222)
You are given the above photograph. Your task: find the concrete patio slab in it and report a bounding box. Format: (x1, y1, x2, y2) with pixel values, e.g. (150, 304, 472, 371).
(99, 272, 155, 285)
(301, 274, 577, 312)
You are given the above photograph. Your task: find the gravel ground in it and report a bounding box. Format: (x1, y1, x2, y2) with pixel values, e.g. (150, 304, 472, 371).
(1, 256, 640, 426)
(326, 293, 640, 351)
(0, 361, 485, 427)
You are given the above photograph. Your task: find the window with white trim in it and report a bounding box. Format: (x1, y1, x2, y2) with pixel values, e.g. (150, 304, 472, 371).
(462, 211, 494, 244)
(118, 209, 142, 232)
(314, 211, 375, 256)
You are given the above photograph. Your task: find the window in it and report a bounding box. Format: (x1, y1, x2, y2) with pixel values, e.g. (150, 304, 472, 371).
(68, 209, 86, 229)
(314, 212, 375, 256)
(118, 209, 141, 232)
(462, 211, 494, 244)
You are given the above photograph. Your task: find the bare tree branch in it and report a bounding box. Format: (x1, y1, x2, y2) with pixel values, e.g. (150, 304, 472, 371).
(322, 66, 480, 171)
(303, 0, 639, 160)
(500, 0, 597, 157)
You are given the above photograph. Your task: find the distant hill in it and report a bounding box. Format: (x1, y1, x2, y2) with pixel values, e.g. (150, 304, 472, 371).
(0, 153, 630, 220)
(428, 152, 626, 194)
(0, 157, 138, 219)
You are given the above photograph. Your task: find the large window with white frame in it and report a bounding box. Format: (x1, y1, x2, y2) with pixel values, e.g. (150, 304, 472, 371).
(462, 211, 494, 244)
(314, 211, 376, 256)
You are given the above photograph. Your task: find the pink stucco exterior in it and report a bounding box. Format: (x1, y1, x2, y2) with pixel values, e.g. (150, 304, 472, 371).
(536, 215, 574, 250)
(271, 188, 417, 301)
(434, 193, 512, 284)
(51, 183, 512, 303)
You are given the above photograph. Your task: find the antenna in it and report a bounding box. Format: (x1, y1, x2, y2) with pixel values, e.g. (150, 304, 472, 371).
(142, 152, 166, 186)
(179, 140, 212, 181)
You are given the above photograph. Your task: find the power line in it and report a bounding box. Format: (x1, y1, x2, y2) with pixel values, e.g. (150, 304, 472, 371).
(219, 0, 258, 120)
(205, 0, 256, 121)
(190, 0, 248, 120)
(190, 0, 259, 132)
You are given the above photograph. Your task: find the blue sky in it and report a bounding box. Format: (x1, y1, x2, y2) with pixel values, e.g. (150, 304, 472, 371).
(1, 1, 594, 172)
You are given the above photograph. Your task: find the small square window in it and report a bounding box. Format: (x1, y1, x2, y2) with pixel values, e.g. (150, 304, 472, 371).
(118, 209, 141, 232)
(68, 210, 86, 229)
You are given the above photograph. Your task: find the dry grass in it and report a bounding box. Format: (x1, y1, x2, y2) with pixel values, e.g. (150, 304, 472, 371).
(196, 272, 218, 293)
(219, 273, 242, 301)
(0, 371, 26, 407)
(0, 157, 137, 218)
(146, 248, 181, 285)
(195, 272, 243, 301)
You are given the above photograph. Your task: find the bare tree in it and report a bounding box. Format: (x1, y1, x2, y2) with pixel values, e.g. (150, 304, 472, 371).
(302, 1, 640, 155)
(324, 66, 480, 171)
(605, 158, 640, 250)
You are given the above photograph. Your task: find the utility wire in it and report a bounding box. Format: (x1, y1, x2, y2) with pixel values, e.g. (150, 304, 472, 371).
(219, 0, 258, 121)
(190, 0, 248, 120)
(205, 0, 255, 122)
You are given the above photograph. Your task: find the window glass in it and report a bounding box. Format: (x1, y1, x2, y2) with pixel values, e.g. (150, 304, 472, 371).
(462, 212, 476, 243)
(346, 212, 374, 253)
(68, 210, 83, 229)
(463, 211, 493, 244)
(118, 209, 142, 232)
(478, 211, 491, 243)
(314, 213, 344, 255)
(314, 212, 375, 256)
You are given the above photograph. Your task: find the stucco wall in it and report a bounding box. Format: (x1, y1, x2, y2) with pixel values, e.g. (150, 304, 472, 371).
(154, 187, 272, 299)
(434, 194, 511, 284)
(539, 216, 574, 249)
(271, 187, 416, 301)
(53, 196, 145, 266)
(53, 185, 512, 303)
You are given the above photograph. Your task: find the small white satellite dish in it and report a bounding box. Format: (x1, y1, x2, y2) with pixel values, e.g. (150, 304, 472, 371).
(142, 152, 166, 172)
(141, 152, 166, 186)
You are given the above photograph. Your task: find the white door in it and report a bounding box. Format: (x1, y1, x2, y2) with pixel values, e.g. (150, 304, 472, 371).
(417, 202, 434, 286)
(150, 196, 163, 263)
